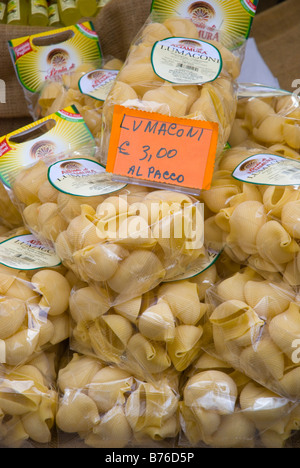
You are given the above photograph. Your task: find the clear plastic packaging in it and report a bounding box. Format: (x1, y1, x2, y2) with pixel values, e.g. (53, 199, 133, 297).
(0, 349, 59, 448)
(0, 226, 71, 369)
(200, 139, 300, 287)
(8, 22, 103, 121)
(203, 265, 300, 403)
(37, 57, 124, 144)
(68, 262, 218, 381)
(56, 352, 180, 448)
(179, 350, 300, 448)
(100, 14, 244, 170)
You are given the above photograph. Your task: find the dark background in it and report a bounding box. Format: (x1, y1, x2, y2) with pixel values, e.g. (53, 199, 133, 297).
(257, 0, 286, 13)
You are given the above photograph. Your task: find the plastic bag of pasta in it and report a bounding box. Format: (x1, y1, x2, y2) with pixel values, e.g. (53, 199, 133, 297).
(100, 13, 244, 169)
(68, 259, 218, 381)
(55, 352, 180, 448)
(8, 22, 103, 122)
(0, 225, 71, 368)
(37, 57, 124, 144)
(0, 182, 23, 230)
(202, 264, 300, 403)
(0, 105, 97, 246)
(179, 350, 300, 449)
(0, 350, 59, 448)
(200, 139, 300, 288)
(229, 83, 300, 156)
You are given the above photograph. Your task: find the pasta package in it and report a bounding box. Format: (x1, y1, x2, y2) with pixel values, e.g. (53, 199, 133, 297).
(179, 351, 300, 449)
(8, 22, 103, 121)
(0, 227, 71, 368)
(0, 350, 59, 448)
(37, 57, 124, 144)
(68, 261, 218, 380)
(229, 84, 300, 156)
(56, 352, 180, 448)
(100, 14, 243, 169)
(203, 265, 300, 402)
(201, 140, 300, 287)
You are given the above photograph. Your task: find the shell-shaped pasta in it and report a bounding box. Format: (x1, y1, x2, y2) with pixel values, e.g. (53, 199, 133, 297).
(239, 335, 285, 382)
(69, 286, 110, 323)
(183, 370, 238, 415)
(6, 276, 39, 303)
(89, 314, 133, 363)
(88, 367, 134, 412)
(167, 324, 203, 371)
(253, 115, 285, 146)
(113, 296, 142, 323)
(37, 180, 58, 204)
(85, 405, 132, 449)
(174, 85, 200, 113)
(57, 193, 102, 223)
(256, 220, 300, 265)
(210, 300, 265, 347)
(283, 122, 300, 149)
(0, 297, 26, 340)
(49, 313, 70, 345)
(5, 328, 40, 366)
(190, 263, 218, 302)
(126, 333, 171, 374)
(23, 203, 41, 232)
(13, 161, 48, 206)
(143, 84, 189, 118)
(216, 268, 262, 303)
(244, 98, 275, 129)
(219, 147, 260, 173)
(158, 281, 205, 325)
(37, 317, 55, 347)
(73, 244, 128, 283)
(281, 200, 300, 239)
(58, 353, 103, 393)
(279, 367, 300, 400)
(37, 202, 68, 242)
(138, 299, 175, 342)
(229, 118, 250, 147)
(107, 250, 165, 298)
(244, 280, 294, 320)
(21, 391, 56, 444)
(65, 208, 98, 251)
(56, 390, 100, 433)
(125, 381, 178, 435)
(226, 201, 267, 255)
(141, 22, 171, 45)
(269, 302, 300, 360)
(209, 413, 256, 448)
(118, 62, 162, 96)
(263, 186, 299, 218)
(31, 270, 71, 316)
(163, 17, 198, 39)
(0, 415, 29, 448)
(239, 381, 291, 431)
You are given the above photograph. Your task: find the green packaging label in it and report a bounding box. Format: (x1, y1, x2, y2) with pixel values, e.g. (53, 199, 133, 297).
(78, 69, 119, 102)
(151, 0, 259, 48)
(8, 22, 102, 94)
(151, 37, 222, 84)
(0, 234, 61, 270)
(232, 154, 300, 186)
(48, 158, 127, 197)
(0, 106, 95, 189)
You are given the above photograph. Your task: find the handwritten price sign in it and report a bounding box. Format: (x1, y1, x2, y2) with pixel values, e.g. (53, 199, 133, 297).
(106, 106, 218, 194)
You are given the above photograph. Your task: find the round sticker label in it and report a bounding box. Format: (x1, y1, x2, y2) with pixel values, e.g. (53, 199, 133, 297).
(78, 69, 119, 102)
(0, 234, 61, 270)
(232, 154, 300, 186)
(48, 158, 127, 197)
(151, 37, 222, 84)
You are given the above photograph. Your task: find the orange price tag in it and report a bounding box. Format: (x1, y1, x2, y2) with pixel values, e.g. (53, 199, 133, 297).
(106, 106, 219, 194)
